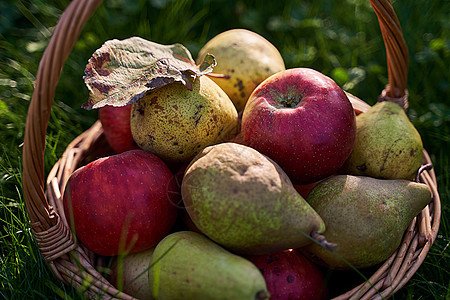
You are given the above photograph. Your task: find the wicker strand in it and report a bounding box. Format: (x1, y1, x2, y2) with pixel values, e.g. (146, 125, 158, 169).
(31, 210, 76, 261)
(423, 151, 437, 183)
(419, 206, 432, 246)
(421, 171, 441, 241)
(376, 234, 420, 299)
(381, 218, 418, 289)
(337, 218, 417, 300)
(378, 86, 409, 110)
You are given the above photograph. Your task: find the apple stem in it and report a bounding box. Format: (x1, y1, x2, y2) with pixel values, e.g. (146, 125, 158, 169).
(206, 73, 231, 79)
(255, 290, 270, 300)
(311, 231, 337, 251)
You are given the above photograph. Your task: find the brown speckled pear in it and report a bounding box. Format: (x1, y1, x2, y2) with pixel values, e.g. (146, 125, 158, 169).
(148, 231, 269, 300)
(196, 29, 285, 111)
(303, 175, 431, 270)
(341, 101, 423, 180)
(181, 142, 325, 255)
(130, 76, 239, 163)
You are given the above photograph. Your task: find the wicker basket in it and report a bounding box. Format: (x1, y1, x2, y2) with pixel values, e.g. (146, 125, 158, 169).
(22, 0, 441, 299)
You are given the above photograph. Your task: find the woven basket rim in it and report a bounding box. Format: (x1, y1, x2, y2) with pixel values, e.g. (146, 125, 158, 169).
(22, 0, 441, 299)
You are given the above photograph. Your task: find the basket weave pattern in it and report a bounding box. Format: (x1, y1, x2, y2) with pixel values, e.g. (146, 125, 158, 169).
(22, 0, 441, 299)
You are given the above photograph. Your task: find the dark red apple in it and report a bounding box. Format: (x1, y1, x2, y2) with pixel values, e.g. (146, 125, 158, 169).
(241, 68, 356, 184)
(247, 249, 329, 300)
(99, 104, 138, 153)
(294, 182, 320, 199)
(294, 175, 334, 199)
(168, 162, 203, 233)
(63, 150, 178, 256)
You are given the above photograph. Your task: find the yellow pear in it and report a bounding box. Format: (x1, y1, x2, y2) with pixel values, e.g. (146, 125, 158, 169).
(196, 29, 286, 111)
(130, 76, 239, 163)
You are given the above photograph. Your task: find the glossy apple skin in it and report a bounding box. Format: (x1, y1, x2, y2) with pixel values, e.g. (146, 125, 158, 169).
(247, 249, 329, 300)
(63, 150, 178, 256)
(241, 68, 356, 184)
(99, 104, 138, 153)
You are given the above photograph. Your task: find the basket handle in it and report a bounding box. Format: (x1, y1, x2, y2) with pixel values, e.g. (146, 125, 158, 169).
(23, 0, 102, 232)
(22, 0, 408, 233)
(370, 0, 410, 109)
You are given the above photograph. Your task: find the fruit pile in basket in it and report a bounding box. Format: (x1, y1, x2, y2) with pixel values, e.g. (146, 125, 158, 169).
(62, 29, 431, 299)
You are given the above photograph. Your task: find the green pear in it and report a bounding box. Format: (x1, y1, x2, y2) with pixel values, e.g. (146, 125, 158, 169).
(181, 142, 326, 255)
(130, 75, 239, 163)
(303, 175, 431, 270)
(341, 101, 423, 180)
(148, 231, 269, 300)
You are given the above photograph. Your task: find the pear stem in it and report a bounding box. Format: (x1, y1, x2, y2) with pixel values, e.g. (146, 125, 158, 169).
(207, 73, 231, 79)
(415, 163, 433, 183)
(311, 231, 337, 251)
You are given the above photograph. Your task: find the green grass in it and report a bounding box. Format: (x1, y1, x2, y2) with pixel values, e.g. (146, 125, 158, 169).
(1, 0, 449, 299)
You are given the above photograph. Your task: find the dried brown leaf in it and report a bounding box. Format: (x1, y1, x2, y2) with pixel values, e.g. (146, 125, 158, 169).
(82, 37, 216, 110)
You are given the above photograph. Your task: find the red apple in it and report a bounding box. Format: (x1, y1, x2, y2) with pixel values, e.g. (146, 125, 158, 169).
(294, 175, 334, 198)
(63, 150, 178, 256)
(99, 104, 138, 153)
(247, 249, 329, 300)
(241, 68, 356, 184)
(294, 182, 320, 199)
